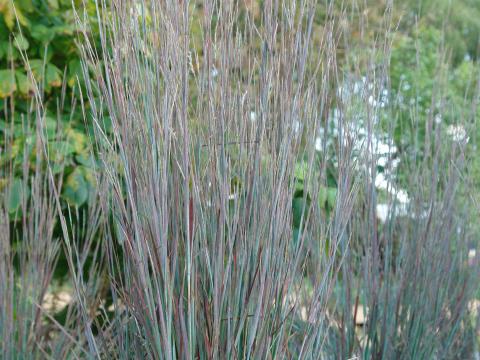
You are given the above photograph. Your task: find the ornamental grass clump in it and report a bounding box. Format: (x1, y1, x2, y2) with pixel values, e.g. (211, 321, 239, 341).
(75, 1, 356, 357)
(0, 0, 478, 358)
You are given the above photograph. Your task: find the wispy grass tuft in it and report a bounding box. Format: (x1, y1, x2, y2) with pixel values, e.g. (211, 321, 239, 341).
(1, 0, 478, 358)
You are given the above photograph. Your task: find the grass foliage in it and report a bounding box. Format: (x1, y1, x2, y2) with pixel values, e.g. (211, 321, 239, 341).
(1, 0, 479, 358)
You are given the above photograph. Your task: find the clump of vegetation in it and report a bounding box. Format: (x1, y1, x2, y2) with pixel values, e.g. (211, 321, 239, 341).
(0, 0, 99, 210)
(1, 0, 479, 358)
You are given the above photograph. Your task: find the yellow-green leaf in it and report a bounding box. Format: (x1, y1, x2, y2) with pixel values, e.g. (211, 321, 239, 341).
(45, 116, 57, 137)
(0, 69, 16, 98)
(63, 168, 88, 206)
(27, 59, 44, 80)
(327, 187, 337, 208)
(66, 127, 87, 154)
(16, 0, 34, 12)
(15, 70, 32, 95)
(14, 33, 29, 50)
(0, 1, 28, 29)
(8, 178, 26, 213)
(30, 24, 55, 43)
(318, 186, 328, 209)
(294, 161, 308, 181)
(47, 0, 59, 10)
(46, 64, 62, 87)
(0, 0, 15, 29)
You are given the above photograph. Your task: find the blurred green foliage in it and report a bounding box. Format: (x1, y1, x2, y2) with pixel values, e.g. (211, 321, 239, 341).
(0, 0, 97, 210)
(388, 24, 480, 195)
(0, 0, 86, 100)
(397, 0, 480, 65)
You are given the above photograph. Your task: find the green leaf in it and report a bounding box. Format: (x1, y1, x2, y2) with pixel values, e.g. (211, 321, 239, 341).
(48, 0, 59, 10)
(15, 70, 32, 95)
(327, 187, 337, 208)
(46, 64, 62, 88)
(75, 154, 94, 167)
(30, 24, 56, 43)
(7, 178, 25, 213)
(292, 197, 308, 228)
(27, 59, 45, 79)
(52, 163, 63, 174)
(25, 61, 63, 89)
(0, 41, 9, 60)
(67, 59, 82, 87)
(48, 140, 75, 163)
(45, 116, 57, 137)
(16, 0, 34, 12)
(14, 33, 29, 50)
(52, 24, 74, 36)
(52, 140, 75, 155)
(294, 161, 308, 181)
(0, 69, 16, 98)
(63, 168, 88, 206)
(66, 127, 87, 154)
(318, 186, 328, 209)
(0, 0, 15, 29)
